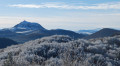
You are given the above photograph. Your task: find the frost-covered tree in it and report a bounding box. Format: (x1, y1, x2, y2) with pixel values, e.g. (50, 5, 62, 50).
(0, 35, 120, 66)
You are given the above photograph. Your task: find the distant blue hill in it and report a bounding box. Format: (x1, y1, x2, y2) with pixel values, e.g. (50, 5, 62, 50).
(84, 28, 120, 39)
(77, 28, 101, 34)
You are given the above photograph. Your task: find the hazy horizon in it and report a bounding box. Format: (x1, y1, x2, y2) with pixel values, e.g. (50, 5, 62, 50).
(1, 20, 120, 31)
(0, 0, 120, 31)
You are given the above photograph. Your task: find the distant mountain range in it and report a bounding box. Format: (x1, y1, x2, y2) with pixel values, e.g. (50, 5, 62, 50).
(0, 20, 86, 43)
(76, 28, 101, 34)
(0, 20, 120, 48)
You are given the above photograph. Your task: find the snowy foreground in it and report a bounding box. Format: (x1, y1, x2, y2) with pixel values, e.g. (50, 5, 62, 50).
(0, 35, 120, 66)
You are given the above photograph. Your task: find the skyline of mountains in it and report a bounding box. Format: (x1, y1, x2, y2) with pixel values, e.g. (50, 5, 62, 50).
(0, 20, 120, 38)
(1, 20, 120, 32)
(0, 20, 120, 48)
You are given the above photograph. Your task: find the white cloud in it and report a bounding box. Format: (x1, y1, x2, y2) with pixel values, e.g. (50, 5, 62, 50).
(9, 2, 120, 9)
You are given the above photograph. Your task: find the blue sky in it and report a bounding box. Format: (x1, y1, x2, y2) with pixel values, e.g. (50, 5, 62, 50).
(0, 0, 120, 31)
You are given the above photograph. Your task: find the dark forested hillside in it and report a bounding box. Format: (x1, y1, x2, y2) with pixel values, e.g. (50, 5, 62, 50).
(0, 38, 18, 48)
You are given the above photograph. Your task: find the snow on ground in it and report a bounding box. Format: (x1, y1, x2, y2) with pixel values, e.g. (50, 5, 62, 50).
(16, 30, 33, 34)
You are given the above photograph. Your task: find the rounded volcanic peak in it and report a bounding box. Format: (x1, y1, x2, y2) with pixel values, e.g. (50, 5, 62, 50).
(14, 20, 45, 30)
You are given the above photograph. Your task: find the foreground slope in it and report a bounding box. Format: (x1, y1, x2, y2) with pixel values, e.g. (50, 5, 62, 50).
(0, 35, 120, 66)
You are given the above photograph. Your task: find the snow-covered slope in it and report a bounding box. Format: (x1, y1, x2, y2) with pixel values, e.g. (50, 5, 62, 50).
(14, 20, 45, 30)
(0, 35, 120, 66)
